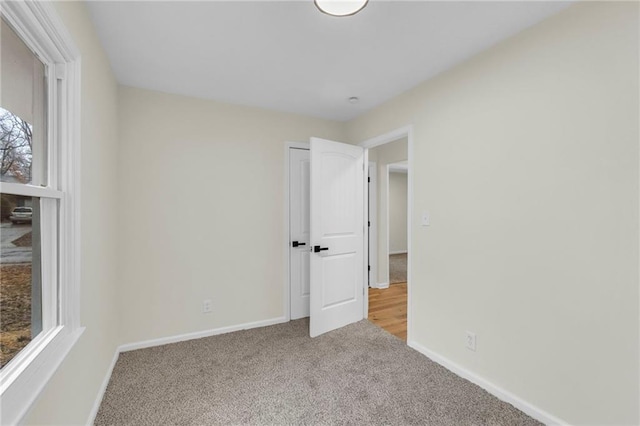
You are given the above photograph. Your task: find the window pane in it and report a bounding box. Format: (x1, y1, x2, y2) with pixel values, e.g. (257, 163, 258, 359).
(0, 18, 47, 186)
(0, 194, 42, 369)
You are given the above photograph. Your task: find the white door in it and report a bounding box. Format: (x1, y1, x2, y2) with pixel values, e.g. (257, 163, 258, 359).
(290, 148, 311, 320)
(309, 137, 365, 337)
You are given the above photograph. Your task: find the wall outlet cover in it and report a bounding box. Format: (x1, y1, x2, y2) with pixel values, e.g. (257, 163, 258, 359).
(465, 331, 476, 351)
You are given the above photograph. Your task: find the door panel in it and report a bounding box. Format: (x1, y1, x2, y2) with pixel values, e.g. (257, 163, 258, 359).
(310, 137, 365, 337)
(322, 253, 357, 307)
(290, 148, 310, 320)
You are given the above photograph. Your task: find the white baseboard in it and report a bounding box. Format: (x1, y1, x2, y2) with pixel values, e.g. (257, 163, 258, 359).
(407, 340, 568, 426)
(373, 282, 389, 289)
(119, 316, 288, 352)
(88, 316, 288, 424)
(87, 347, 119, 425)
(389, 250, 408, 255)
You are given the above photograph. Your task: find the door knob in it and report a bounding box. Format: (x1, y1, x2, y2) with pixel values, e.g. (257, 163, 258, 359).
(292, 241, 306, 247)
(313, 245, 329, 253)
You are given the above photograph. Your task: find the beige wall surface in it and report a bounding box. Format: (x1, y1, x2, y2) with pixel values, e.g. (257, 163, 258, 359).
(116, 87, 346, 345)
(23, 1, 121, 424)
(15, 1, 640, 425)
(389, 172, 408, 254)
(347, 2, 639, 424)
(369, 138, 407, 284)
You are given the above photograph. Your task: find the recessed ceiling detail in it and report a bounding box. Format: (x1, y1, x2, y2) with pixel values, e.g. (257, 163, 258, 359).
(87, 1, 571, 122)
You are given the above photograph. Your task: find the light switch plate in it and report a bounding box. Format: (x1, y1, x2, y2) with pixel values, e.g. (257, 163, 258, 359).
(421, 211, 430, 226)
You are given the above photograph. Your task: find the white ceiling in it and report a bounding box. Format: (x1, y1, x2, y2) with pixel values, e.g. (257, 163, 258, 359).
(87, 1, 571, 122)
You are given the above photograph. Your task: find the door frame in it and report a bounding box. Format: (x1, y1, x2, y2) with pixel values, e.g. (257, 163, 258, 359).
(372, 161, 408, 289)
(368, 162, 377, 288)
(387, 162, 409, 264)
(283, 141, 310, 322)
(359, 125, 414, 342)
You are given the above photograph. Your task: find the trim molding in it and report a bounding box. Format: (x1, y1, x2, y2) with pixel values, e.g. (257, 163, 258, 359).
(407, 340, 569, 426)
(359, 125, 413, 149)
(373, 282, 389, 289)
(367, 162, 377, 289)
(119, 317, 288, 352)
(4, 327, 84, 425)
(388, 161, 408, 173)
(389, 250, 407, 255)
(360, 124, 414, 342)
(87, 348, 119, 424)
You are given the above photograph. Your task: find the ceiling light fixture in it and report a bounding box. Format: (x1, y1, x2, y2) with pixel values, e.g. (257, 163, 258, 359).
(315, 0, 368, 17)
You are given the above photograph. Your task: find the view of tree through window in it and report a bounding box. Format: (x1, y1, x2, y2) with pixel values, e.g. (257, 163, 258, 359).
(0, 107, 41, 368)
(0, 107, 33, 184)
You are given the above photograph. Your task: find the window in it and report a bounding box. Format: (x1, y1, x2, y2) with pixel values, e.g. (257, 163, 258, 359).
(0, 3, 82, 424)
(1, 17, 47, 370)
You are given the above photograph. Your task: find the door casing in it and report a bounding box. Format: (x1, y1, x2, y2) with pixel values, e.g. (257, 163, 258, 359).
(368, 162, 377, 289)
(359, 126, 414, 343)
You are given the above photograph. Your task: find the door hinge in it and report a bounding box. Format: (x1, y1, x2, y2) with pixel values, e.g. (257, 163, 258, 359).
(368, 265, 371, 271)
(368, 221, 370, 227)
(368, 177, 371, 183)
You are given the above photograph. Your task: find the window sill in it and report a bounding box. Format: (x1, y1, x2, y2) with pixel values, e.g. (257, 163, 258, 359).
(0, 326, 85, 425)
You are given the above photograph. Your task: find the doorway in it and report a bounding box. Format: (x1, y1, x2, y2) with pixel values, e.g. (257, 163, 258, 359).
(364, 140, 409, 341)
(388, 162, 408, 287)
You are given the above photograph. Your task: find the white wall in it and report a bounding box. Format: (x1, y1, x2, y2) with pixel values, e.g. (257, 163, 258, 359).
(388, 172, 407, 254)
(117, 87, 346, 344)
(368, 138, 407, 285)
(23, 1, 121, 424)
(347, 2, 639, 424)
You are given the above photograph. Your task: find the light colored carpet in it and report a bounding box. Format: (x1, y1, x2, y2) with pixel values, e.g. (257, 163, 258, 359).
(389, 253, 407, 284)
(95, 319, 540, 426)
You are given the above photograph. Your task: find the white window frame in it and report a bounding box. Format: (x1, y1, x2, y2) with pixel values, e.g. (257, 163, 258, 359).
(0, 2, 82, 424)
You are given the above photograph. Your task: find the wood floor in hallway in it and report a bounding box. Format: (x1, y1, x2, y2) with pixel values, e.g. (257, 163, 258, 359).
(368, 282, 407, 341)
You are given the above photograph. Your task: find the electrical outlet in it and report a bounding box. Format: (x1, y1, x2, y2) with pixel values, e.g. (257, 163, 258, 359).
(202, 299, 212, 314)
(465, 331, 476, 351)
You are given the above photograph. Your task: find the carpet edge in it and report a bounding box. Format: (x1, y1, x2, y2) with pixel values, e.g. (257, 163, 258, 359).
(119, 316, 288, 352)
(407, 339, 570, 426)
(87, 347, 120, 425)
